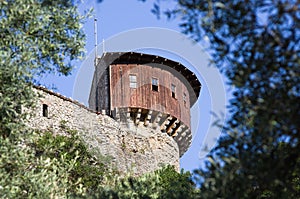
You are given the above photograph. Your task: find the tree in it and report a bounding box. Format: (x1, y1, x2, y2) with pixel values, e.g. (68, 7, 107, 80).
(139, 0, 300, 198)
(88, 165, 197, 199)
(157, 166, 197, 199)
(0, 0, 87, 197)
(0, 0, 86, 138)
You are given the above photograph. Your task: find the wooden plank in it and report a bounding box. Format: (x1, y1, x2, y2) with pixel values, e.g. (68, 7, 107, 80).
(108, 63, 191, 128)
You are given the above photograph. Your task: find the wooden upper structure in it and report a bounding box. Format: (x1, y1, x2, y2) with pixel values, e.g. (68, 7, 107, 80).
(89, 52, 201, 156)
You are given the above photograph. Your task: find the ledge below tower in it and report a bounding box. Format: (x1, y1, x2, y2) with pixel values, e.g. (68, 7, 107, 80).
(112, 107, 192, 157)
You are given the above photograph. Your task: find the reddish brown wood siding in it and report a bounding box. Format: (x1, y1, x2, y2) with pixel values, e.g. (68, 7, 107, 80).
(110, 64, 191, 127)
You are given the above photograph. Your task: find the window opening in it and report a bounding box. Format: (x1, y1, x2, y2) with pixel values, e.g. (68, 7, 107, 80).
(129, 74, 137, 88)
(183, 93, 187, 107)
(42, 104, 48, 117)
(152, 78, 158, 91)
(171, 84, 176, 98)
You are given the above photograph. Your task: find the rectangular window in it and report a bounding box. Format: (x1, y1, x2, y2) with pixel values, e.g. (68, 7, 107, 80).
(152, 78, 158, 91)
(183, 93, 187, 107)
(42, 104, 48, 117)
(171, 84, 176, 98)
(129, 74, 137, 88)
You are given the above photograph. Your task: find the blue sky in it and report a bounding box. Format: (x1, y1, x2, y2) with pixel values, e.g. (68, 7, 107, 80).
(42, 0, 229, 172)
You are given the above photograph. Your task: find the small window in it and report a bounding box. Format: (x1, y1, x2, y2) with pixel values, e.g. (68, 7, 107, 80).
(152, 78, 158, 91)
(183, 93, 187, 107)
(42, 104, 48, 117)
(171, 84, 176, 98)
(129, 74, 137, 88)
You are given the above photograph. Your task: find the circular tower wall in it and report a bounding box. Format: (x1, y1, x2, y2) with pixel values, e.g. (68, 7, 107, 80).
(89, 52, 201, 156)
(110, 63, 191, 128)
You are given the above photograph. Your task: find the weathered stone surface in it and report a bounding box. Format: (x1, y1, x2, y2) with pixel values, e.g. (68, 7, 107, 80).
(28, 87, 179, 175)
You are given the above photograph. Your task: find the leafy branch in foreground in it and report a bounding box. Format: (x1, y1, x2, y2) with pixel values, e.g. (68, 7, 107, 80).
(138, 0, 300, 198)
(89, 165, 197, 199)
(0, 0, 87, 138)
(0, 128, 116, 198)
(0, 0, 89, 197)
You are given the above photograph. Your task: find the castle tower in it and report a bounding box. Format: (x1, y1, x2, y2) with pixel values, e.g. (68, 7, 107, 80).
(89, 52, 201, 157)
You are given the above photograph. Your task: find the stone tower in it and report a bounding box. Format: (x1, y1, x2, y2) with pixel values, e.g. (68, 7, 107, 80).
(89, 52, 201, 157)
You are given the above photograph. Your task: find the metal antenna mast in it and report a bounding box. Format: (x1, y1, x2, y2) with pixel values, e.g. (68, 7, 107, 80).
(94, 17, 98, 66)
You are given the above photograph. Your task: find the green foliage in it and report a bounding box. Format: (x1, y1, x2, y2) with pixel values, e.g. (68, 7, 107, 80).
(88, 165, 197, 199)
(157, 166, 197, 199)
(0, 128, 118, 198)
(1, 115, 197, 198)
(0, 130, 76, 198)
(99, 173, 161, 199)
(0, 0, 86, 77)
(0, 0, 90, 197)
(35, 131, 112, 192)
(140, 0, 300, 198)
(0, 0, 86, 138)
(0, 0, 199, 197)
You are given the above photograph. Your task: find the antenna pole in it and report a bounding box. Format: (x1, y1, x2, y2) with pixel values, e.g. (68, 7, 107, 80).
(94, 17, 98, 66)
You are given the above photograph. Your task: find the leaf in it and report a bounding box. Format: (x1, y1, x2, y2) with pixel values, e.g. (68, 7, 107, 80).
(151, 3, 160, 19)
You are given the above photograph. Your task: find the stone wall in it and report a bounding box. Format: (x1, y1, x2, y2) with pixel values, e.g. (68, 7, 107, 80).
(29, 86, 179, 175)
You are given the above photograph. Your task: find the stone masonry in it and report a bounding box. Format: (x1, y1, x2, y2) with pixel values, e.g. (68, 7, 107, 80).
(29, 86, 179, 175)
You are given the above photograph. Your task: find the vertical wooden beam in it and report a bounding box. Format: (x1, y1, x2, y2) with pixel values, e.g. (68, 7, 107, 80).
(171, 124, 187, 137)
(166, 119, 179, 135)
(177, 129, 192, 156)
(144, 110, 153, 126)
(160, 116, 173, 131)
(126, 107, 131, 119)
(135, 108, 142, 125)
